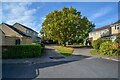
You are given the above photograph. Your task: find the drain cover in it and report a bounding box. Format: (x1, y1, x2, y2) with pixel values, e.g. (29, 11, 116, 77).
(49, 56, 65, 59)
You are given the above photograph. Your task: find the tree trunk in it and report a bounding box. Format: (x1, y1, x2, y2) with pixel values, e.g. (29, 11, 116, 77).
(63, 41, 66, 46)
(63, 43, 66, 47)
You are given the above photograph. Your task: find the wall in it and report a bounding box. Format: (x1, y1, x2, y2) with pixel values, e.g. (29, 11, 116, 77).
(4, 37, 18, 45)
(111, 24, 120, 34)
(14, 24, 39, 42)
(89, 29, 110, 41)
(21, 37, 32, 44)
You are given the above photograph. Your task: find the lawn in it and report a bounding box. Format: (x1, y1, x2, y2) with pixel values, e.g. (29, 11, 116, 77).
(54, 46, 74, 56)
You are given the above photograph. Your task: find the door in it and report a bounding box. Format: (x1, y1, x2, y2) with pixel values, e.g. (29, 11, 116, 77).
(15, 39, 20, 45)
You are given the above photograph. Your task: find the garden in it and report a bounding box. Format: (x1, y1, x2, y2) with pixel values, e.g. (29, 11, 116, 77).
(54, 46, 74, 56)
(90, 35, 120, 56)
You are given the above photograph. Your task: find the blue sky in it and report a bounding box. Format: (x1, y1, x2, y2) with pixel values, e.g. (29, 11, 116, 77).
(1, 2, 118, 32)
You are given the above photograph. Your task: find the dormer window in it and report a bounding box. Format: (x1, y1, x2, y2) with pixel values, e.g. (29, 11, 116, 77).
(115, 25, 119, 30)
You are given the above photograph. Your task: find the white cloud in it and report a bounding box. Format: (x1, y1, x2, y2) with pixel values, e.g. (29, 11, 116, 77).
(2, 2, 39, 32)
(90, 7, 113, 21)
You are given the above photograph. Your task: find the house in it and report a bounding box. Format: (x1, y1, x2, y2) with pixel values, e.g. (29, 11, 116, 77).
(0, 23, 32, 45)
(0, 29, 5, 45)
(13, 23, 41, 43)
(89, 20, 120, 42)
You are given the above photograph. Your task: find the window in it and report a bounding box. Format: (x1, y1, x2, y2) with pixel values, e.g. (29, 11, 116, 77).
(115, 25, 119, 30)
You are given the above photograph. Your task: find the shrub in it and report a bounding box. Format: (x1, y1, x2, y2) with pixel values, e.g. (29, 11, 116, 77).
(40, 43, 45, 47)
(114, 49, 120, 56)
(2, 44, 43, 59)
(92, 39, 111, 50)
(99, 41, 117, 56)
(115, 34, 120, 43)
(40, 43, 45, 53)
(112, 42, 119, 50)
(92, 39, 103, 50)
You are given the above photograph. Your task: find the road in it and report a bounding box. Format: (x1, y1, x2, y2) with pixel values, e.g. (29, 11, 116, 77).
(2, 46, 119, 79)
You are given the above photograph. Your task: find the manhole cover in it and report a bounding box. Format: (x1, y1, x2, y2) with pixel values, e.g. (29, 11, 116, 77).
(49, 56, 65, 59)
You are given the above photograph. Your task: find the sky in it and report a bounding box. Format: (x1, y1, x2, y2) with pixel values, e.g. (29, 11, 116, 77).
(1, 2, 118, 33)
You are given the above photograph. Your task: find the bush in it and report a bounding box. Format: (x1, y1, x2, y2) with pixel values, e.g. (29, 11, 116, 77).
(40, 43, 45, 53)
(112, 42, 119, 50)
(114, 49, 120, 56)
(92, 39, 103, 50)
(41, 43, 45, 47)
(115, 34, 120, 43)
(92, 39, 111, 50)
(115, 35, 120, 47)
(2, 44, 43, 59)
(99, 41, 117, 56)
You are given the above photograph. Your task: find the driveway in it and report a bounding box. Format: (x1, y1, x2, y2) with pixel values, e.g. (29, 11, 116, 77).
(2, 45, 119, 79)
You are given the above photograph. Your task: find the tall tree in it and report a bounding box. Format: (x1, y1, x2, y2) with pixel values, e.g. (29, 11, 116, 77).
(40, 7, 95, 46)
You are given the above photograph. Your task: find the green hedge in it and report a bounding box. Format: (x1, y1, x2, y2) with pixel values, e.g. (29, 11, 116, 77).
(92, 39, 103, 50)
(40, 43, 45, 53)
(92, 39, 111, 50)
(99, 41, 119, 56)
(91, 38, 120, 56)
(99, 41, 113, 56)
(2, 44, 44, 59)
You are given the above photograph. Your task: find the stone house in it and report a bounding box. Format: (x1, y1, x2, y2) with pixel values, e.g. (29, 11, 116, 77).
(13, 23, 41, 43)
(89, 20, 120, 42)
(0, 23, 32, 45)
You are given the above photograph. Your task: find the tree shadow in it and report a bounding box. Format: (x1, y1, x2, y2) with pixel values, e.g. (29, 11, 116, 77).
(67, 45, 93, 49)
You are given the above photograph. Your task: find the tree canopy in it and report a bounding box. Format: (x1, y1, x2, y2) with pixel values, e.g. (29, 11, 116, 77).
(40, 7, 95, 46)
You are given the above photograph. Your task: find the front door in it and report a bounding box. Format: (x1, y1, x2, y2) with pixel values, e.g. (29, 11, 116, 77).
(15, 39, 20, 45)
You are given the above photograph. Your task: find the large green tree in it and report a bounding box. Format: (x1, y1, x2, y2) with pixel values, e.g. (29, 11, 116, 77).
(40, 7, 95, 46)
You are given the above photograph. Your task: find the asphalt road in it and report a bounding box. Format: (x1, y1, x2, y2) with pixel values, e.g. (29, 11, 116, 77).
(2, 46, 119, 79)
(2, 58, 118, 79)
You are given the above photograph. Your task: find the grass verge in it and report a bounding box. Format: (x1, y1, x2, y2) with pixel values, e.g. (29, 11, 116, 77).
(90, 49, 98, 55)
(54, 46, 74, 56)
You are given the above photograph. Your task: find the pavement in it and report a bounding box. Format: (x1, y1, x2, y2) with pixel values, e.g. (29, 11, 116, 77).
(2, 46, 92, 64)
(73, 47, 119, 62)
(2, 45, 119, 79)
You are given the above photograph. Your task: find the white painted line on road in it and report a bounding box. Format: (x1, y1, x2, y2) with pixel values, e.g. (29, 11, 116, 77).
(104, 58, 119, 62)
(111, 59, 119, 62)
(36, 69, 39, 75)
(86, 56, 120, 62)
(86, 57, 94, 59)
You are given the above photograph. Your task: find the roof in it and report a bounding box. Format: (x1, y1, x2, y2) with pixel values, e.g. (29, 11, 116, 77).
(101, 33, 120, 38)
(112, 20, 120, 25)
(13, 23, 38, 34)
(90, 20, 120, 33)
(2, 23, 31, 37)
(91, 25, 110, 32)
(0, 29, 5, 34)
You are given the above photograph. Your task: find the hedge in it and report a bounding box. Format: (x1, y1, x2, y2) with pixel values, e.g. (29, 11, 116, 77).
(99, 41, 113, 56)
(99, 41, 120, 56)
(91, 38, 120, 56)
(92, 39, 103, 50)
(92, 39, 110, 50)
(2, 44, 44, 59)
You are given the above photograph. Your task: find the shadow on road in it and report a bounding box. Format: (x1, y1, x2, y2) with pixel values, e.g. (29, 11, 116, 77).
(2, 45, 93, 79)
(2, 57, 90, 79)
